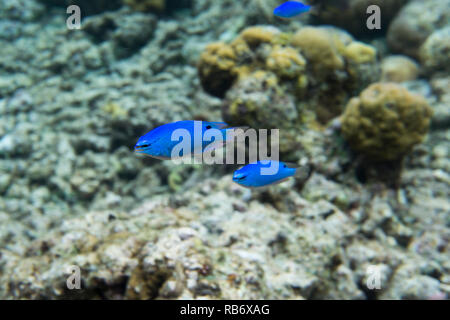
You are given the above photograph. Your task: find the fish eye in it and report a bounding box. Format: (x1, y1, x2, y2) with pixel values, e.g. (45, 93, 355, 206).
(206, 125, 212, 130)
(283, 164, 287, 168)
(139, 144, 150, 148)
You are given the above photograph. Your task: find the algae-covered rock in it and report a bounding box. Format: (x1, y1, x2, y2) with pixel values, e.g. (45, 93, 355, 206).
(341, 83, 433, 161)
(0, 177, 360, 300)
(2, 172, 448, 300)
(387, 0, 450, 59)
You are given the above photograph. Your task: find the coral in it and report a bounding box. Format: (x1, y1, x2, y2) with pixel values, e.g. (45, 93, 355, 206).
(197, 42, 237, 98)
(308, 0, 408, 37)
(343, 42, 377, 65)
(291, 27, 346, 74)
(420, 27, 450, 73)
(197, 26, 281, 97)
(198, 25, 380, 133)
(266, 46, 306, 79)
(292, 27, 379, 122)
(381, 55, 419, 83)
(341, 83, 433, 161)
(387, 0, 450, 59)
(239, 26, 279, 47)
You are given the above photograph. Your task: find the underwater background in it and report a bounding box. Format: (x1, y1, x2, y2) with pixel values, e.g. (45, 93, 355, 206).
(0, 0, 448, 299)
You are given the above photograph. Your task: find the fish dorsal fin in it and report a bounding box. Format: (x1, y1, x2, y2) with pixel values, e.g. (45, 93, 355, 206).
(224, 126, 250, 131)
(213, 122, 249, 130)
(207, 122, 229, 129)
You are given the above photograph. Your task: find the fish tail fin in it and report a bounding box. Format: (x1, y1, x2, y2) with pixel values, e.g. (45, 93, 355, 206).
(294, 163, 314, 180)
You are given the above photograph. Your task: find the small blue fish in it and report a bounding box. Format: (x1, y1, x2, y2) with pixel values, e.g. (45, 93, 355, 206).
(232, 160, 298, 188)
(274, 1, 311, 18)
(134, 120, 238, 159)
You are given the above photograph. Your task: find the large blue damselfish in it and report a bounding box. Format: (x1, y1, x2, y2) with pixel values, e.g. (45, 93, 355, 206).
(232, 160, 298, 188)
(134, 120, 236, 159)
(273, 1, 311, 18)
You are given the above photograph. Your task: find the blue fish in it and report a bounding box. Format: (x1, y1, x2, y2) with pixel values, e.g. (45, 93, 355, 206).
(273, 1, 311, 18)
(232, 160, 298, 188)
(134, 120, 239, 159)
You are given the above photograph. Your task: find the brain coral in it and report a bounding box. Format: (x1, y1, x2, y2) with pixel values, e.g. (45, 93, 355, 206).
(341, 83, 433, 161)
(381, 55, 419, 83)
